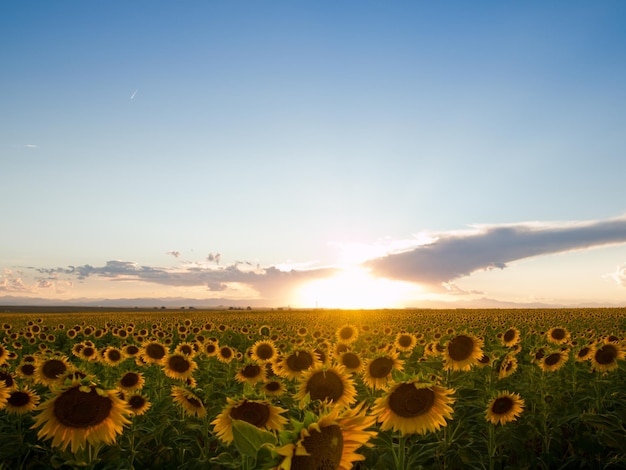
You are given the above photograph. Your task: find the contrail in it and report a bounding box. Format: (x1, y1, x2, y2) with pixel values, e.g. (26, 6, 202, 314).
(130, 89, 138, 100)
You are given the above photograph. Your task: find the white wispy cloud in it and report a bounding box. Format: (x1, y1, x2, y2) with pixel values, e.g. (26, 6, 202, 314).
(607, 263, 626, 288)
(365, 215, 626, 287)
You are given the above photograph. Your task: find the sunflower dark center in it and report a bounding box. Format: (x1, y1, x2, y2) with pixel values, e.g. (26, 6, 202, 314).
(125, 345, 139, 355)
(595, 345, 618, 364)
(107, 350, 122, 362)
(0, 371, 15, 387)
(341, 352, 361, 369)
(577, 347, 590, 359)
(550, 328, 566, 340)
(398, 335, 413, 348)
(242, 365, 261, 378)
(220, 347, 233, 359)
(54, 387, 113, 428)
(491, 396, 513, 415)
(185, 396, 203, 409)
(388, 383, 435, 418)
(42, 359, 67, 379)
(179, 345, 193, 355)
(205, 344, 217, 354)
(292, 424, 344, 470)
(339, 327, 354, 340)
(121, 373, 140, 387)
(286, 351, 313, 371)
(503, 329, 516, 343)
(307, 370, 345, 402)
(128, 395, 146, 409)
(544, 353, 561, 366)
(265, 381, 281, 392)
(447, 335, 475, 361)
(20, 363, 36, 376)
(230, 401, 270, 427)
(369, 357, 393, 378)
(8, 391, 30, 407)
(169, 355, 190, 372)
(256, 344, 274, 360)
(146, 344, 166, 360)
(83, 347, 95, 357)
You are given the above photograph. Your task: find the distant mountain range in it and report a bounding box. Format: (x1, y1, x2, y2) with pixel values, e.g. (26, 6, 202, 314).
(1, 295, 623, 310)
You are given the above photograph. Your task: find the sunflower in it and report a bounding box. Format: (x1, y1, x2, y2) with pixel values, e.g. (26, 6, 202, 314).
(395, 332, 418, 353)
(100, 347, 126, 367)
(485, 391, 525, 425)
(338, 351, 364, 374)
(171, 386, 206, 418)
(212, 397, 288, 445)
(79, 343, 100, 362)
(216, 345, 236, 364)
(162, 353, 198, 381)
(362, 351, 404, 390)
(117, 371, 145, 392)
(34, 355, 73, 387)
(174, 342, 198, 358)
(547, 327, 570, 345)
(575, 345, 593, 362)
(126, 393, 151, 416)
(235, 363, 267, 385)
(250, 340, 278, 364)
(15, 360, 37, 381)
(0, 383, 9, 409)
(202, 340, 219, 357)
(336, 325, 359, 344)
(141, 341, 169, 365)
(372, 379, 455, 435)
(4, 385, 40, 415)
(498, 354, 518, 380)
(294, 365, 357, 409)
(591, 341, 624, 373)
(260, 380, 287, 397)
(0, 369, 17, 391)
(275, 402, 376, 470)
(443, 334, 484, 372)
(274, 349, 320, 379)
(538, 350, 569, 372)
(0, 345, 10, 366)
(32, 383, 131, 453)
(501, 327, 521, 347)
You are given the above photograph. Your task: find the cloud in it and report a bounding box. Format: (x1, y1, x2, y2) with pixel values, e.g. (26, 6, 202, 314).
(24, 144, 38, 148)
(166, 250, 181, 258)
(608, 263, 626, 287)
(366, 216, 626, 286)
(29, 259, 338, 301)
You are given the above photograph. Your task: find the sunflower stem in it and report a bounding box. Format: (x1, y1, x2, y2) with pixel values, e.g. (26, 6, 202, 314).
(397, 433, 407, 470)
(488, 424, 496, 470)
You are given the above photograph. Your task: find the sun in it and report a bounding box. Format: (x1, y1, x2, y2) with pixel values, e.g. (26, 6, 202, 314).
(295, 267, 418, 309)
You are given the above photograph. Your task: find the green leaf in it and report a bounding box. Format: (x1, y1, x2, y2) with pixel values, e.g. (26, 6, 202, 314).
(231, 419, 277, 458)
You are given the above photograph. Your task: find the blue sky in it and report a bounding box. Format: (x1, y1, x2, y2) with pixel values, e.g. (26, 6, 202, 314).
(2, 1, 626, 308)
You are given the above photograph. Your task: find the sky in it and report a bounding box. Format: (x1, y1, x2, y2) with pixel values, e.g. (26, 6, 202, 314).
(2, 1, 626, 309)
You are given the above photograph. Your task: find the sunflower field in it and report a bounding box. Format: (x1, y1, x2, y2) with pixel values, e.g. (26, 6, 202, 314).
(0, 307, 625, 469)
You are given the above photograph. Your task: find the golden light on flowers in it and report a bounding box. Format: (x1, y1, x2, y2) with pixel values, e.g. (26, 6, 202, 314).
(395, 332, 417, 352)
(294, 365, 357, 408)
(32, 384, 131, 453)
(211, 397, 288, 445)
(162, 353, 198, 381)
(336, 324, 359, 344)
(338, 351, 363, 374)
(498, 354, 518, 380)
(235, 363, 266, 385)
(443, 334, 484, 372)
(4, 386, 40, 415)
(34, 356, 72, 387)
(547, 327, 570, 345)
(101, 347, 125, 367)
(250, 340, 278, 364)
(276, 402, 376, 470)
(274, 349, 320, 379)
(539, 350, 569, 372)
(485, 391, 525, 425)
(171, 386, 206, 418)
(141, 341, 169, 365)
(362, 351, 404, 390)
(0, 383, 9, 409)
(501, 327, 521, 347)
(117, 371, 145, 392)
(591, 342, 624, 373)
(126, 393, 151, 416)
(372, 379, 455, 435)
(260, 379, 287, 397)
